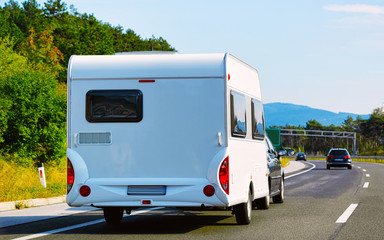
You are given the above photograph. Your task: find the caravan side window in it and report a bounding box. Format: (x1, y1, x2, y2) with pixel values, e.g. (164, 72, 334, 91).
(251, 98, 265, 140)
(230, 91, 247, 138)
(86, 90, 143, 123)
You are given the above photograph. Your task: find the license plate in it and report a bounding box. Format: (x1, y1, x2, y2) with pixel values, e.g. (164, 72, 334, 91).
(127, 185, 166, 195)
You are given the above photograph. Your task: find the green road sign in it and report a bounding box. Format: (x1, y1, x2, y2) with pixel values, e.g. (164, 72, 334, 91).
(266, 128, 280, 149)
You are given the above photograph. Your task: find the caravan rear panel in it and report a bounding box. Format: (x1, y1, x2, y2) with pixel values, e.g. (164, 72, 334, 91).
(67, 53, 268, 222)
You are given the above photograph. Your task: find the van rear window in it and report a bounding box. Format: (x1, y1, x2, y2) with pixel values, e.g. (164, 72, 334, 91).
(86, 90, 143, 123)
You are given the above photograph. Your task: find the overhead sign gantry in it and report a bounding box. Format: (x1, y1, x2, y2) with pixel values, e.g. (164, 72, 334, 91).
(279, 129, 357, 156)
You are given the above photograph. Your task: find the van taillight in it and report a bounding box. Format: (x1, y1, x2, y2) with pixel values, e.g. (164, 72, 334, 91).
(219, 156, 229, 195)
(67, 158, 74, 194)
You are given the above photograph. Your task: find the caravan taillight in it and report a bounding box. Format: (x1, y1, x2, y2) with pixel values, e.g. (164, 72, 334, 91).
(67, 158, 74, 194)
(219, 156, 229, 195)
(203, 185, 215, 197)
(139, 79, 155, 83)
(79, 185, 91, 197)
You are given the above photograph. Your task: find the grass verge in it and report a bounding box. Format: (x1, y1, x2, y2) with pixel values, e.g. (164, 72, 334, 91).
(352, 158, 384, 164)
(0, 158, 66, 203)
(299, 157, 384, 164)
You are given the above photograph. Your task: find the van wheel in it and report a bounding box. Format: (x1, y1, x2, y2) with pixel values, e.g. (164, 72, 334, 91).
(233, 191, 252, 225)
(272, 179, 284, 203)
(253, 194, 270, 209)
(103, 207, 124, 225)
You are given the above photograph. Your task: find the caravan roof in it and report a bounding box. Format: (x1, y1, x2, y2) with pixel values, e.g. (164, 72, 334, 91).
(68, 53, 227, 80)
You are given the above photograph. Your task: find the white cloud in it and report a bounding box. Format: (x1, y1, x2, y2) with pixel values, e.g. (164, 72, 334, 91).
(324, 4, 384, 14)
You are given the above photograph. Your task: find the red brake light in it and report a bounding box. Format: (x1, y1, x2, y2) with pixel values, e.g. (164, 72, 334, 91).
(139, 79, 155, 83)
(67, 158, 74, 194)
(344, 155, 351, 159)
(328, 155, 334, 159)
(219, 156, 229, 195)
(142, 200, 151, 205)
(203, 185, 215, 197)
(79, 185, 91, 197)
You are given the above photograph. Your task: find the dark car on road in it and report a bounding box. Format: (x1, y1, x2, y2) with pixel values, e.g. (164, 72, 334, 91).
(253, 137, 285, 210)
(326, 148, 352, 169)
(296, 152, 306, 161)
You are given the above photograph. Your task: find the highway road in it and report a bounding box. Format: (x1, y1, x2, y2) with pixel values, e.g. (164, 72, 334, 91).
(0, 160, 383, 240)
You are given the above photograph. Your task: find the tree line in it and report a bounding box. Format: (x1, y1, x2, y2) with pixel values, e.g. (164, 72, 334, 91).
(0, 0, 175, 82)
(1, 0, 382, 166)
(0, 0, 175, 166)
(271, 108, 384, 156)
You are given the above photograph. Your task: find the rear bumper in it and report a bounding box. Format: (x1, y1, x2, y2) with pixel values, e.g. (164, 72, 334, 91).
(327, 161, 352, 167)
(66, 148, 245, 209)
(67, 178, 230, 208)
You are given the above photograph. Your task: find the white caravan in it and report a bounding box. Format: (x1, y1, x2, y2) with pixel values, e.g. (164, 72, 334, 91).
(66, 52, 271, 225)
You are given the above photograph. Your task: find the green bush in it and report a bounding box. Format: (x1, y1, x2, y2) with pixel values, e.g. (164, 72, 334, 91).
(0, 38, 66, 166)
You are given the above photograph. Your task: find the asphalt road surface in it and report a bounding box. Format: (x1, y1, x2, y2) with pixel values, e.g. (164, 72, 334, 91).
(1, 160, 383, 240)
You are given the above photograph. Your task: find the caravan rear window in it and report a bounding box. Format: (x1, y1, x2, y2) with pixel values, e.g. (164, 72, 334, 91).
(230, 91, 247, 138)
(86, 90, 143, 123)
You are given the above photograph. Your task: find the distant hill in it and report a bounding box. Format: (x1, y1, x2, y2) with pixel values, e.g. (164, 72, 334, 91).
(264, 102, 370, 127)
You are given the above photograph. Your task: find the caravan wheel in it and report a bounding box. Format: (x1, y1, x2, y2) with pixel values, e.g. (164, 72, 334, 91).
(103, 207, 124, 225)
(233, 191, 252, 225)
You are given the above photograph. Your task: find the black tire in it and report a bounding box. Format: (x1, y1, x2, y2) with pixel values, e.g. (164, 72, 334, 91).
(348, 166, 352, 170)
(253, 194, 270, 210)
(327, 165, 330, 170)
(272, 179, 284, 203)
(103, 207, 124, 225)
(234, 191, 252, 225)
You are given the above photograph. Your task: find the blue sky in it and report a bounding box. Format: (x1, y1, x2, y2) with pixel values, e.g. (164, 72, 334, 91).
(3, 0, 384, 114)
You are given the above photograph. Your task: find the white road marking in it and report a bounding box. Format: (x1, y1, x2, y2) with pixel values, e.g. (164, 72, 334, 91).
(0, 204, 96, 228)
(363, 182, 370, 188)
(366, 174, 370, 177)
(336, 204, 358, 223)
(285, 162, 316, 179)
(362, 169, 367, 172)
(357, 166, 361, 169)
(11, 207, 163, 240)
(11, 219, 105, 240)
